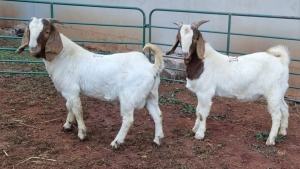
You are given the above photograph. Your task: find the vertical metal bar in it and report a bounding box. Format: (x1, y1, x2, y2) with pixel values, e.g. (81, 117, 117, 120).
(148, 10, 153, 44)
(226, 14, 232, 55)
(142, 14, 146, 47)
(147, 11, 154, 61)
(50, 3, 54, 18)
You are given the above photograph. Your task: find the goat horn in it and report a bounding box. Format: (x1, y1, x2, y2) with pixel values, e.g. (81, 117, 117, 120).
(29, 17, 35, 22)
(46, 18, 63, 25)
(192, 20, 209, 29)
(173, 21, 183, 28)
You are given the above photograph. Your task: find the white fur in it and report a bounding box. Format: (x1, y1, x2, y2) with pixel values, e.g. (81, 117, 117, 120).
(29, 20, 164, 149)
(180, 24, 290, 145)
(28, 18, 43, 49)
(180, 25, 193, 54)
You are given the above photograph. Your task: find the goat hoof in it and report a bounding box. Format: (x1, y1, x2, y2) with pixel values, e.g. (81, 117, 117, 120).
(266, 138, 275, 146)
(62, 125, 74, 132)
(63, 122, 75, 132)
(192, 128, 198, 134)
(78, 129, 87, 140)
(192, 126, 199, 133)
(153, 134, 164, 146)
(153, 138, 160, 146)
(279, 129, 287, 136)
(110, 140, 123, 149)
(194, 132, 205, 140)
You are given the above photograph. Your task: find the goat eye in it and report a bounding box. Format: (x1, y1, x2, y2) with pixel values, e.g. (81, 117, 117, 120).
(45, 31, 50, 34)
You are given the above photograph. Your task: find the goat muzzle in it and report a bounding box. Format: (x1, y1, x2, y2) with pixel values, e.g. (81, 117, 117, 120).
(183, 52, 189, 60)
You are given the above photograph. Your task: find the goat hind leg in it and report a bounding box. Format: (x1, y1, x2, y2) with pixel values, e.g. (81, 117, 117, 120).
(266, 99, 281, 146)
(110, 109, 134, 149)
(279, 99, 289, 136)
(146, 94, 164, 145)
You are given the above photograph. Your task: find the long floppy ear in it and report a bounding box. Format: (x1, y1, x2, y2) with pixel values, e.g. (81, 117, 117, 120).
(16, 26, 29, 53)
(196, 32, 205, 60)
(193, 20, 209, 60)
(166, 21, 183, 55)
(166, 37, 179, 55)
(45, 25, 63, 61)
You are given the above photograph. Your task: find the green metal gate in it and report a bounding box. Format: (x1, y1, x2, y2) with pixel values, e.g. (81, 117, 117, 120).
(0, 1, 299, 103)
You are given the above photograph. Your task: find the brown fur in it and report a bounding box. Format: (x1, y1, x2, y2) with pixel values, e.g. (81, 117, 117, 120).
(185, 49, 204, 80)
(166, 36, 180, 55)
(16, 26, 29, 53)
(16, 18, 63, 61)
(166, 27, 181, 55)
(195, 31, 205, 60)
(43, 20, 63, 61)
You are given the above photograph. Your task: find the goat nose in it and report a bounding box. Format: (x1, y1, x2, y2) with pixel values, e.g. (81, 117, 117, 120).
(30, 47, 37, 51)
(182, 52, 189, 59)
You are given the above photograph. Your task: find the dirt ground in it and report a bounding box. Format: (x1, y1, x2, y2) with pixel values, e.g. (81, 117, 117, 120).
(0, 74, 299, 169)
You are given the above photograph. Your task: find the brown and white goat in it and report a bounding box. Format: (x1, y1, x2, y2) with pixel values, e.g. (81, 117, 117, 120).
(16, 17, 165, 149)
(167, 20, 290, 145)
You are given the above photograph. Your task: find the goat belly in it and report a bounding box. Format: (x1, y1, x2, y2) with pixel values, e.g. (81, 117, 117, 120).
(215, 87, 263, 101)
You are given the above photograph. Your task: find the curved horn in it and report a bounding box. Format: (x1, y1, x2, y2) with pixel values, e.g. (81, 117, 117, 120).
(173, 21, 183, 28)
(191, 20, 209, 29)
(45, 18, 63, 25)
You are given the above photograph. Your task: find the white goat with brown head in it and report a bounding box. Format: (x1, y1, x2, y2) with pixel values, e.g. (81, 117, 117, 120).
(167, 20, 290, 145)
(16, 17, 165, 149)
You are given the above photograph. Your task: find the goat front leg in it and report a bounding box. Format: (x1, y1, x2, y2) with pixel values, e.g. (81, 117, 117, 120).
(62, 101, 76, 131)
(192, 103, 202, 133)
(66, 97, 87, 140)
(193, 96, 212, 140)
(110, 108, 134, 149)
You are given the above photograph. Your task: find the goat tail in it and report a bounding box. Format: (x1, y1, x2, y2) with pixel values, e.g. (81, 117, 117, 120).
(143, 43, 165, 73)
(267, 45, 290, 66)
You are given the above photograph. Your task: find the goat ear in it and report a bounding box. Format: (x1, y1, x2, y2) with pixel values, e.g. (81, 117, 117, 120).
(166, 37, 180, 55)
(45, 26, 63, 61)
(196, 32, 205, 60)
(173, 21, 183, 28)
(16, 26, 29, 53)
(166, 21, 183, 55)
(192, 20, 209, 29)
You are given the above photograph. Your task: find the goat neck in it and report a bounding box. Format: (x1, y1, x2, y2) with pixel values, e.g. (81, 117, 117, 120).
(185, 48, 204, 80)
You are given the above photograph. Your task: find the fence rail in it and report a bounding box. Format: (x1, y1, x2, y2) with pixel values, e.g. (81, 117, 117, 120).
(0, 1, 299, 103)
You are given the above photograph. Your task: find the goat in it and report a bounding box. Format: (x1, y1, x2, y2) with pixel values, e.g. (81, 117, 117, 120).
(167, 20, 290, 145)
(16, 17, 165, 149)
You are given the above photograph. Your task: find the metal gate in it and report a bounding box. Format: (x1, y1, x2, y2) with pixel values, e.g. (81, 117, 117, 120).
(0, 1, 299, 102)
